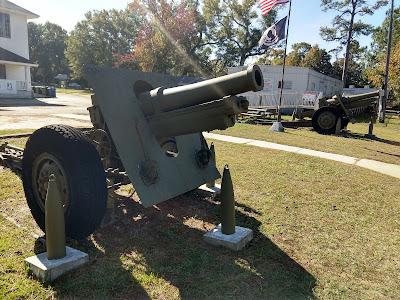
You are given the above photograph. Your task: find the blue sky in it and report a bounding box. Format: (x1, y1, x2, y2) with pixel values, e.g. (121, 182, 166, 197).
(13, 0, 391, 53)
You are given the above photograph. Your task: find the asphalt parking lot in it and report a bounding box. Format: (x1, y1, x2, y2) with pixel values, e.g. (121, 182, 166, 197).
(0, 93, 93, 130)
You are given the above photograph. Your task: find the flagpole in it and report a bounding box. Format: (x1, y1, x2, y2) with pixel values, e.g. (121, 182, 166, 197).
(277, 0, 292, 123)
(380, 0, 395, 123)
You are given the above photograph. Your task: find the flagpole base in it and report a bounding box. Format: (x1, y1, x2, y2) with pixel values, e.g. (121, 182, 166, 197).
(270, 121, 285, 132)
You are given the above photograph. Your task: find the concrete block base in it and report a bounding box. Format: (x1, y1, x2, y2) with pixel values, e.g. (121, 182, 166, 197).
(25, 246, 89, 282)
(204, 224, 253, 251)
(198, 183, 221, 196)
(270, 122, 285, 132)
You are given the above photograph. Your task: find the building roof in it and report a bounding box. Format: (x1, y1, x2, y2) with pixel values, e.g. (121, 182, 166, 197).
(0, 46, 34, 65)
(0, 0, 39, 19)
(228, 65, 343, 84)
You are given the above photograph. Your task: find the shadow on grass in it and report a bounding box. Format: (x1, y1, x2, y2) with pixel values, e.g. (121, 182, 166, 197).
(374, 150, 400, 158)
(342, 131, 400, 146)
(0, 98, 65, 108)
(32, 231, 151, 299)
(46, 191, 316, 299)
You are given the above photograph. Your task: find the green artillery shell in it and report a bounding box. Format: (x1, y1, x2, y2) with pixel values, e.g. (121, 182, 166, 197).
(220, 165, 236, 235)
(45, 174, 66, 260)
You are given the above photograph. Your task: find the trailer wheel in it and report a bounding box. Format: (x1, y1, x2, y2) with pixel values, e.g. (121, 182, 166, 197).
(22, 125, 107, 240)
(312, 107, 340, 135)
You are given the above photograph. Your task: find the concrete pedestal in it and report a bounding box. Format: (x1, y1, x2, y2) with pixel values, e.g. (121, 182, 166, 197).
(204, 224, 253, 251)
(198, 183, 221, 196)
(25, 247, 89, 282)
(270, 122, 285, 132)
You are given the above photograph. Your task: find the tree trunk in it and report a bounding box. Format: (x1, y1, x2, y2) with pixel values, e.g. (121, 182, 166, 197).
(239, 54, 246, 66)
(342, 1, 356, 87)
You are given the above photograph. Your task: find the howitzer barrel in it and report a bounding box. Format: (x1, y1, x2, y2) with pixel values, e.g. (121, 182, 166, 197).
(139, 65, 263, 115)
(346, 91, 380, 102)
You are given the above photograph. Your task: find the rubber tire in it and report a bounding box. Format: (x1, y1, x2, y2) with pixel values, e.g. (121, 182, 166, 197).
(22, 125, 107, 240)
(312, 107, 340, 135)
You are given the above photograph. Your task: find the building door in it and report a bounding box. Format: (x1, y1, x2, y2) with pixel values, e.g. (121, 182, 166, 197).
(0, 64, 6, 79)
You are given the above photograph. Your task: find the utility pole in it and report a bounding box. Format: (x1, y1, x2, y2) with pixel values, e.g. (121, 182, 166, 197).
(380, 0, 395, 123)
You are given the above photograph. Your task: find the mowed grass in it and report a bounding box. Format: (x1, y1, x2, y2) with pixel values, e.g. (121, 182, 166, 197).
(215, 117, 400, 165)
(56, 88, 93, 96)
(0, 129, 31, 137)
(0, 129, 29, 149)
(0, 136, 399, 299)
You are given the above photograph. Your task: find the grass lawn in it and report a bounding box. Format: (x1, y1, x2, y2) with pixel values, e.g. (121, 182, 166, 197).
(0, 129, 29, 150)
(0, 129, 32, 137)
(56, 88, 93, 96)
(0, 132, 399, 299)
(215, 117, 400, 165)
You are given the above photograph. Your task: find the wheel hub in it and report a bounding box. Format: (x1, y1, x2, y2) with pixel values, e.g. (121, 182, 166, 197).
(32, 153, 69, 212)
(318, 111, 337, 129)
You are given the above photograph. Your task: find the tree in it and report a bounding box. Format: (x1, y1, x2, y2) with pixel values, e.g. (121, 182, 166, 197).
(366, 42, 400, 104)
(366, 9, 400, 105)
(371, 7, 400, 52)
(286, 42, 312, 66)
(28, 22, 68, 84)
(65, 9, 140, 80)
(332, 41, 369, 86)
(284, 43, 333, 75)
(302, 46, 333, 75)
(115, 0, 207, 76)
(320, 0, 388, 86)
(202, 0, 277, 67)
(256, 48, 285, 65)
(389, 42, 400, 105)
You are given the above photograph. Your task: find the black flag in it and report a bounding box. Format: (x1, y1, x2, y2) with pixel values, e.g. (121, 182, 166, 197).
(258, 16, 287, 50)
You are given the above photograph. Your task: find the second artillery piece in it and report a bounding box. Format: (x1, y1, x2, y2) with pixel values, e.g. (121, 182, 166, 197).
(312, 91, 382, 135)
(21, 65, 264, 239)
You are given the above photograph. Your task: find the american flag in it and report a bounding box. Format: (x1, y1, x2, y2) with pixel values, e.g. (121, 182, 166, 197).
(259, 0, 289, 15)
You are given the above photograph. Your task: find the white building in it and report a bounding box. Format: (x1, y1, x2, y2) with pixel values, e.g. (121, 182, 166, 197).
(229, 65, 343, 108)
(0, 0, 38, 98)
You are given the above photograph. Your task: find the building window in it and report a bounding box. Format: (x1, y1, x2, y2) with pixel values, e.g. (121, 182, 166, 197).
(278, 80, 293, 90)
(0, 64, 5, 79)
(0, 13, 11, 38)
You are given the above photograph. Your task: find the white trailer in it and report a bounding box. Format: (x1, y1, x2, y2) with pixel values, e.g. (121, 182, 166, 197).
(228, 65, 343, 109)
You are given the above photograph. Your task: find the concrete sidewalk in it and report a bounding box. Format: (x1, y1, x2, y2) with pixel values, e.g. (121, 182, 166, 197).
(0, 94, 92, 130)
(203, 133, 400, 180)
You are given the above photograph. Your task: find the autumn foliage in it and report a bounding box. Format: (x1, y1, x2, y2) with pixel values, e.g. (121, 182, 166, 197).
(114, 0, 202, 76)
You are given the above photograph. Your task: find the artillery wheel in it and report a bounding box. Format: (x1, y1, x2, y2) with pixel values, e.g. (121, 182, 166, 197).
(22, 125, 107, 239)
(312, 107, 340, 135)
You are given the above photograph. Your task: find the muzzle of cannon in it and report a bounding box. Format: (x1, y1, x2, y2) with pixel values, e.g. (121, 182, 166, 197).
(136, 65, 262, 138)
(139, 64, 262, 115)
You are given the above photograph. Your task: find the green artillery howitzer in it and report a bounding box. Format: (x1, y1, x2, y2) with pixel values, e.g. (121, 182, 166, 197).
(312, 91, 382, 135)
(20, 65, 264, 239)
